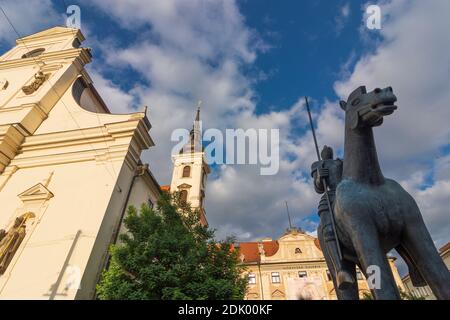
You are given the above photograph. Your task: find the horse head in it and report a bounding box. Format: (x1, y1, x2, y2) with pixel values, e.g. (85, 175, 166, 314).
(339, 86, 397, 130)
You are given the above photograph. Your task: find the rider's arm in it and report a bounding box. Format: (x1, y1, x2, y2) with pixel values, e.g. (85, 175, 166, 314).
(311, 161, 325, 194)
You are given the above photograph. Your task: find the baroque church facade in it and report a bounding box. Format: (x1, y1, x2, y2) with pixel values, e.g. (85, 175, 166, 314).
(0, 27, 163, 299)
(0, 26, 211, 299)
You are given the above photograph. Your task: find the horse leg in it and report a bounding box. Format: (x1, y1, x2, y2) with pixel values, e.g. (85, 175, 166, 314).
(318, 223, 359, 300)
(401, 210, 450, 299)
(336, 259, 359, 300)
(351, 223, 400, 300)
(395, 244, 426, 287)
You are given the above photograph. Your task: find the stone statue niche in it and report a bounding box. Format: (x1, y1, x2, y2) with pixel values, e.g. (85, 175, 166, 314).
(0, 213, 35, 275)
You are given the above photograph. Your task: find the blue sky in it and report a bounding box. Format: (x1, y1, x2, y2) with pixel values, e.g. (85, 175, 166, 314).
(1, 0, 450, 277)
(239, 0, 365, 109)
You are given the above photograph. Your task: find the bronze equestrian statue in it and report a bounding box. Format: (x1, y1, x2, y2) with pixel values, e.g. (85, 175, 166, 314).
(312, 86, 450, 300)
(312, 146, 355, 290)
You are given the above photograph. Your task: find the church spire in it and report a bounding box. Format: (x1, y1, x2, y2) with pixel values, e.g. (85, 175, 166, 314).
(195, 100, 201, 121)
(182, 101, 203, 154)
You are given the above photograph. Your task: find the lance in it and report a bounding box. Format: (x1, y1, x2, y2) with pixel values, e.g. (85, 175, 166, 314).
(304, 97, 343, 261)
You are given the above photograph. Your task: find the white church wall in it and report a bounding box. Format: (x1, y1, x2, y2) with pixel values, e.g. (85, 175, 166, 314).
(0, 27, 159, 300)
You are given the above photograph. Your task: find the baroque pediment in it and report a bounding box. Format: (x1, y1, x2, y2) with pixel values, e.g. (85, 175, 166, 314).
(18, 26, 83, 42)
(271, 290, 285, 298)
(177, 183, 192, 189)
(18, 183, 54, 202)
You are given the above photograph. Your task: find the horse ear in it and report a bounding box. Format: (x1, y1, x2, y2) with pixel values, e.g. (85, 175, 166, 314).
(339, 101, 347, 110)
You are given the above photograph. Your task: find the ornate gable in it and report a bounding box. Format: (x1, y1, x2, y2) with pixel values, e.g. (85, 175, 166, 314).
(18, 183, 54, 202)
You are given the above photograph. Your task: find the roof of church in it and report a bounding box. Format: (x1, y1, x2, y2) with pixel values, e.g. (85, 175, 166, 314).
(238, 230, 323, 263)
(17, 26, 84, 43)
(160, 185, 170, 192)
(238, 241, 279, 263)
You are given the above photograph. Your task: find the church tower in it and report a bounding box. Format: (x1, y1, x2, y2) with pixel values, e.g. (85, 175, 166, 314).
(169, 106, 210, 226)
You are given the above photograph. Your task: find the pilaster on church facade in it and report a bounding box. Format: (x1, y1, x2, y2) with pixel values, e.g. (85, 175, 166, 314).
(0, 26, 160, 299)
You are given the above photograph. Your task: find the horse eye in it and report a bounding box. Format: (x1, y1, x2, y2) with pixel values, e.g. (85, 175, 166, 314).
(351, 98, 360, 106)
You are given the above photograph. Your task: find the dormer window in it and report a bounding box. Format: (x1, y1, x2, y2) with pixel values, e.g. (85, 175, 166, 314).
(21, 48, 45, 59)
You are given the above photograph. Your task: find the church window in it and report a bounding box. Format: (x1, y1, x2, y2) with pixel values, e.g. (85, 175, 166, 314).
(295, 247, 302, 254)
(248, 273, 256, 284)
(72, 39, 81, 48)
(21, 48, 45, 59)
(72, 77, 88, 104)
(271, 272, 281, 283)
(182, 166, 191, 178)
(298, 271, 307, 278)
(180, 190, 188, 203)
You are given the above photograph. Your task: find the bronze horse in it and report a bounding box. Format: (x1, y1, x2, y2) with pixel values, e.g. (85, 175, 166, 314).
(321, 86, 450, 300)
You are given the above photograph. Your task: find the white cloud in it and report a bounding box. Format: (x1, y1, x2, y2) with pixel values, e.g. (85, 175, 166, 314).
(0, 0, 60, 44)
(333, 0, 450, 246)
(1, 0, 447, 280)
(89, 69, 137, 114)
(82, 0, 324, 241)
(335, 3, 351, 35)
(81, 0, 450, 258)
(336, 0, 450, 169)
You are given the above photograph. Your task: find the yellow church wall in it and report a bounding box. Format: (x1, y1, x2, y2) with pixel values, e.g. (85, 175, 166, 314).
(0, 155, 124, 299)
(0, 27, 161, 299)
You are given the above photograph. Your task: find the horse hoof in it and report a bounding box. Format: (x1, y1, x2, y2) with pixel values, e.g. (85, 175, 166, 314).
(337, 270, 355, 290)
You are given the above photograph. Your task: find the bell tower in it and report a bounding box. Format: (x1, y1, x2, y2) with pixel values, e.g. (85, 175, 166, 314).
(170, 105, 210, 226)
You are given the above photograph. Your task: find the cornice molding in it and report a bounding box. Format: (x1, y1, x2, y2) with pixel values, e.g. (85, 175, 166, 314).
(0, 48, 91, 70)
(16, 27, 84, 44)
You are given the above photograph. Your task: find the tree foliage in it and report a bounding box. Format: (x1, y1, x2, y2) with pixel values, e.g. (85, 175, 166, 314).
(361, 287, 426, 300)
(96, 192, 247, 300)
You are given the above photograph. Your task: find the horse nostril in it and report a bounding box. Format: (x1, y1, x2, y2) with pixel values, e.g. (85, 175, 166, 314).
(374, 88, 381, 94)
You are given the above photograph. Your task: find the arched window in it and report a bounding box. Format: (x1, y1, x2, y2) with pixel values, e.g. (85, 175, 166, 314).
(21, 48, 45, 59)
(182, 166, 191, 178)
(180, 190, 188, 203)
(295, 247, 302, 254)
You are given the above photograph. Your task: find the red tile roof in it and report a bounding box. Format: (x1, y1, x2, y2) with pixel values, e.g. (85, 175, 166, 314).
(238, 241, 279, 263)
(160, 185, 170, 192)
(439, 242, 450, 254)
(314, 238, 322, 251)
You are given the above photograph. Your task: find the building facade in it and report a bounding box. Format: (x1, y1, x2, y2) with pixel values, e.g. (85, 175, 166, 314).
(402, 242, 450, 300)
(239, 228, 405, 300)
(0, 27, 160, 299)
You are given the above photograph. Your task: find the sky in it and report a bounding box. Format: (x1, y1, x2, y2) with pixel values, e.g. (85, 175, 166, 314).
(1, 0, 450, 276)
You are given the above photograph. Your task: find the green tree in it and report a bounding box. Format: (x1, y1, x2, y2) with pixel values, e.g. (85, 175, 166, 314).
(96, 192, 247, 300)
(361, 287, 426, 300)
(399, 288, 426, 300)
